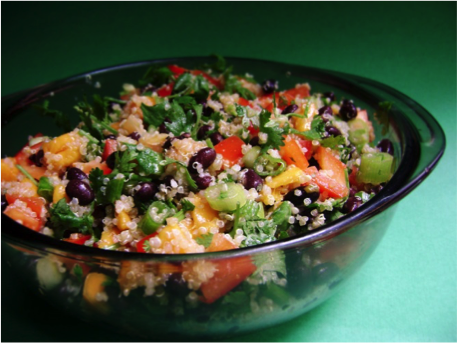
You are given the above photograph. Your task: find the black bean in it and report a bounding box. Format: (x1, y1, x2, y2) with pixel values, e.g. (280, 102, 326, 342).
(192, 174, 212, 190)
(326, 126, 341, 136)
(158, 123, 169, 134)
(241, 169, 264, 191)
(106, 152, 117, 170)
(28, 150, 44, 167)
(284, 186, 320, 208)
(162, 137, 175, 150)
(178, 133, 191, 140)
(66, 167, 88, 181)
(209, 132, 224, 146)
(282, 104, 299, 115)
(339, 99, 357, 121)
(342, 196, 363, 213)
(261, 79, 278, 94)
(65, 180, 94, 205)
(135, 182, 158, 202)
(317, 106, 333, 123)
(249, 136, 260, 146)
(377, 139, 394, 155)
(197, 125, 211, 140)
(202, 102, 215, 117)
(318, 105, 333, 116)
(104, 134, 117, 140)
(323, 91, 335, 102)
(188, 148, 216, 173)
(128, 132, 141, 141)
(312, 262, 339, 286)
(1, 194, 8, 212)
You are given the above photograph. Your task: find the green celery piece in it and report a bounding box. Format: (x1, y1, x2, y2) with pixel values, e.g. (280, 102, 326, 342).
(348, 118, 370, 151)
(356, 152, 394, 185)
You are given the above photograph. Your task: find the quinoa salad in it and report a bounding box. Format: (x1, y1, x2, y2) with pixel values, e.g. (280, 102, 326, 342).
(1, 57, 395, 258)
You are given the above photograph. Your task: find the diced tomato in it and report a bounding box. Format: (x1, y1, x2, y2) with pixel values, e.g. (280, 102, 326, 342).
(157, 83, 174, 97)
(136, 233, 158, 253)
(279, 138, 309, 171)
(200, 234, 256, 304)
(298, 139, 314, 160)
(168, 64, 187, 76)
(102, 139, 117, 161)
(5, 194, 45, 218)
(63, 233, 92, 245)
(214, 136, 245, 167)
(4, 205, 43, 231)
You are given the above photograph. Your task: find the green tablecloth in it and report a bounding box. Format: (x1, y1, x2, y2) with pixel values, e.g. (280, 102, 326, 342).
(2, 2, 456, 341)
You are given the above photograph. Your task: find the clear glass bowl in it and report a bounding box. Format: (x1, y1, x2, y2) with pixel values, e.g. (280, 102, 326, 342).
(1, 57, 445, 340)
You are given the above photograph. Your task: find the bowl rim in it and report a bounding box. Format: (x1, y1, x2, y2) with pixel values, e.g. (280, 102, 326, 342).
(1, 56, 446, 262)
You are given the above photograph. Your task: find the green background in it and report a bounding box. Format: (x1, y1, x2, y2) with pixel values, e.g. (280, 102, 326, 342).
(2, 2, 456, 342)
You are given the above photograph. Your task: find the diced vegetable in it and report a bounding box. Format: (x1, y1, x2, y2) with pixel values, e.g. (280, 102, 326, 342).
(36, 257, 64, 291)
(139, 201, 173, 235)
(266, 166, 308, 189)
(348, 118, 370, 151)
(253, 154, 286, 176)
(356, 152, 394, 185)
(242, 146, 261, 168)
(214, 136, 245, 167)
(279, 138, 309, 171)
(205, 183, 247, 212)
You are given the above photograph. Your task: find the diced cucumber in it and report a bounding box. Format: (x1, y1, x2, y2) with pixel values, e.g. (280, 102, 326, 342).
(356, 152, 394, 185)
(242, 146, 261, 168)
(139, 201, 173, 234)
(205, 182, 247, 212)
(348, 118, 370, 151)
(36, 257, 64, 291)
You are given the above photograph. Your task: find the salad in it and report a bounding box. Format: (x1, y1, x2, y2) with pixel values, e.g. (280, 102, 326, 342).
(1, 57, 394, 259)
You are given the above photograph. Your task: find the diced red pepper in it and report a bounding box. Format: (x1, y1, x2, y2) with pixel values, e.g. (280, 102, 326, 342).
(63, 233, 92, 245)
(14, 133, 47, 179)
(200, 234, 256, 304)
(247, 121, 259, 136)
(279, 138, 309, 171)
(282, 85, 310, 103)
(5, 194, 45, 218)
(214, 136, 245, 167)
(102, 139, 117, 161)
(298, 139, 314, 160)
(238, 97, 250, 107)
(168, 64, 187, 76)
(136, 233, 158, 253)
(314, 146, 347, 187)
(3, 206, 43, 231)
(157, 83, 174, 97)
(304, 166, 348, 200)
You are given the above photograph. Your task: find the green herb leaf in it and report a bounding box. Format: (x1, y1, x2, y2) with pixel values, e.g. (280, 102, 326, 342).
(49, 199, 95, 239)
(37, 177, 54, 202)
(224, 75, 256, 100)
(33, 100, 71, 132)
(139, 66, 173, 87)
(180, 198, 195, 213)
(136, 148, 164, 176)
(258, 109, 286, 151)
(196, 233, 214, 248)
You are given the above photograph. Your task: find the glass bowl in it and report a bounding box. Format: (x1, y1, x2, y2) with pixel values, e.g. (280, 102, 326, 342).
(1, 57, 445, 340)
